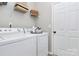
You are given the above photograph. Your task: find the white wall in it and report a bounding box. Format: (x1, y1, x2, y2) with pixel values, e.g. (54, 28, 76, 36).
(0, 2, 35, 28)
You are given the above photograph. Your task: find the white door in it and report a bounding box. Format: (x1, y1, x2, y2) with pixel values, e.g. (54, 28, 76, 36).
(53, 3, 79, 56)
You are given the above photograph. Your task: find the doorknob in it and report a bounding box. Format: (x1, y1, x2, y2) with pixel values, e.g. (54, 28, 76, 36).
(53, 31, 56, 34)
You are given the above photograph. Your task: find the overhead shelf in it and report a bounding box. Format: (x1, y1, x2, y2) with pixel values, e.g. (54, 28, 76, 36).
(14, 2, 29, 13)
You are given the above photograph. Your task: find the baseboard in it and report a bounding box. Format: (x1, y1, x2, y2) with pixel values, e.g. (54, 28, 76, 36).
(48, 52, 58, 56)
(48, 52, 53, 56)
